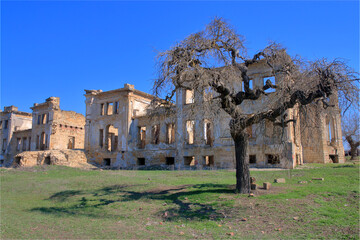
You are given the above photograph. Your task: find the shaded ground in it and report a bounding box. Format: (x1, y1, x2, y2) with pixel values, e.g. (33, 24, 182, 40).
(1, 164, 359, 239)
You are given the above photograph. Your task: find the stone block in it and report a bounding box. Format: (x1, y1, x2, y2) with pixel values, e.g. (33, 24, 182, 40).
(251, 183, 257, 190)
(274, 178, 286, 183)
(263, 182, 271, 190)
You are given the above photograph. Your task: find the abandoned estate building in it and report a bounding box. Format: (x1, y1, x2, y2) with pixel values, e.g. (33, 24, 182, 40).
(1, 62, 345, 168)
(84, 62, 345, 169)
(0, 97, 86, 166)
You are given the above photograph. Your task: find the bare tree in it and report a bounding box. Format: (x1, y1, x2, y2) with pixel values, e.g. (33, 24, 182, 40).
(342, 112, 360, 160)
(152, 18, 359, 193)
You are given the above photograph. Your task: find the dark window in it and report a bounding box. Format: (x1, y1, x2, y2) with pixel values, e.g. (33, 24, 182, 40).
(137, 158, 145, 166)
(103, 158, 111, 166)
(166, 157, 175, 165)
(22, 137, 27, 151)
(4, 120, 8, 129)
(44, 156, 51, 165)
(152, 124, 160, 144)
(204, 156, 214, 167)
(99, 129, 104, 148)
(14, 157, 21, 166)
(36, 135, 40, 150)
(2, 138, 6, 152)
(16, 138, 21, 151)
(37, 115, 41, 125)
(329, 155, 339, 163)
(266, 154, 280, 164)
(114, 102, 119, 114)
(184, 156, 195, 166)
(100, 104, 104, 115)
(249, 155, 256, 164)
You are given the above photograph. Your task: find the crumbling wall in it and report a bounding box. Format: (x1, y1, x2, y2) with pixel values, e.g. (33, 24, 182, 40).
(13, 149, 88, 167)
(50, 110, 85, 150)
(84, 84, 154, 166)
(301, 94, 345, 164)
(0, 106, 32, 165)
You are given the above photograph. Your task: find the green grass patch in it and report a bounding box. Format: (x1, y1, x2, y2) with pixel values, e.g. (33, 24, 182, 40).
(1, 164, 359, 239)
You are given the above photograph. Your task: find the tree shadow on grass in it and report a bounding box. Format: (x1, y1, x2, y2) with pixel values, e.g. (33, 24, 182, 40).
(30, 183, 236, 221)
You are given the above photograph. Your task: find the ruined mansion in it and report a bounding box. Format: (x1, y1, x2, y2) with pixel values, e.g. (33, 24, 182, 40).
(1, 63, 345, 169)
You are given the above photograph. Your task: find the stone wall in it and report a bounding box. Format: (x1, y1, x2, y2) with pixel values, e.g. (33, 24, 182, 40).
(50, 110, 85, 150)
(14, 149, 88, 167)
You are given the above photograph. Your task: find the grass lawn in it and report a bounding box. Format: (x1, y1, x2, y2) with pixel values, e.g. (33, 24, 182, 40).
(1, 163, 359, 239)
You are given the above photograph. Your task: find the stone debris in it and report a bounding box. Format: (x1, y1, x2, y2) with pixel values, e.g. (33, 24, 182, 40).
(250, 183, 257, 190)
(263, 182, 271, 190)
(274, 178, 286, 183)
(298, 181, 307, 184)
(13, 149, 88, 168)
(312, 177, 324, 181)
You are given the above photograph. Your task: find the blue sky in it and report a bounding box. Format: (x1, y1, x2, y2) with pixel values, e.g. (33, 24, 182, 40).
(1, 1, 359, 115)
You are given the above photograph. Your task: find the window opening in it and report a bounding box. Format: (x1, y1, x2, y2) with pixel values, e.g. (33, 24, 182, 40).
(186, 120, 195, 144)
(107, 102, 113, 115)
(249, 155, 257, 164)
(100, 104, 105, 115)
(105, 125, 118, 152)
(152, 124, 160, 144)
(44, 156, 51, 165)
(184, 89, 194, 104)
(166, 157, 175, 165)
(99, 129, 104, 148)
(204, 120, 213, 146)
(166, 123, 175, 144)
(329, 155, 339, 163)
(137, 158, 145, 166)
(67, 136, 75, 149)
(16, 138, 21, 151)
(203, 155, 214, 167)
(184, 156, 195, 166)
(266, 154, 280, 164)
(138, 126, 146, 148)
(114, 102, 119, 114)
(22, 137, 27, 151)
(103, 158, 111, 166)
(263, 76, 276, 93)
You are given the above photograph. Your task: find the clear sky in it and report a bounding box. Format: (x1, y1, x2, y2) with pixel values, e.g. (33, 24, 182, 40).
(1, 1, 359, 115)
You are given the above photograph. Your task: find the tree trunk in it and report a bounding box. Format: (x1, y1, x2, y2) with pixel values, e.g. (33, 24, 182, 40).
(350, 145, 359, 160)
(233, 129, 250, 194)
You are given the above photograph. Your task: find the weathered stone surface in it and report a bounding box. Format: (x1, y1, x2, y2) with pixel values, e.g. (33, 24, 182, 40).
(1, 97, 85, 166)
(13, 149, 88, 168)
(263, 182, 271, 190)
(274, 178, 286, 183)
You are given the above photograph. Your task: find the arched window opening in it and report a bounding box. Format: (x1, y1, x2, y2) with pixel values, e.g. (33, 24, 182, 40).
(105, 125, 118, 152)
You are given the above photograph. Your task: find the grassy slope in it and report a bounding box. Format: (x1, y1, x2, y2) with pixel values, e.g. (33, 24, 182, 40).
(1, 164, 359, 239)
